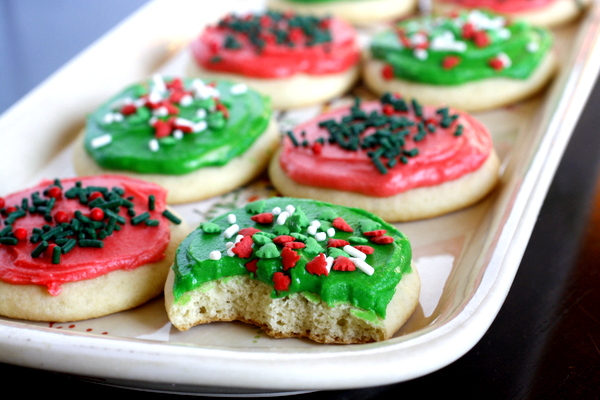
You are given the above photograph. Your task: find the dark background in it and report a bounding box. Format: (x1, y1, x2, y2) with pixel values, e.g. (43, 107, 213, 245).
(0, 1, 598, 398)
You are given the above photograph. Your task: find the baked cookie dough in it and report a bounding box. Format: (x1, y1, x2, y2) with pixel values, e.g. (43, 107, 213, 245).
(269, 93, 500, 222)
(187, 10, 361, 109)
(73, 76, 278, 204)
(267, 0, 418, 25)
(432, 0, 590, 27)
(0, 175, 189, 322)
(363, 9, 557, 112)
(165, 197, 420, 344)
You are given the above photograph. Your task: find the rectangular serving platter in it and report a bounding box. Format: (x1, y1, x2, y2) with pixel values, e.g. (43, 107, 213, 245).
(1, 0, 600, 395)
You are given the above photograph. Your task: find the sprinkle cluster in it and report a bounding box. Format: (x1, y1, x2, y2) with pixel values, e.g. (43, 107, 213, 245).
(286, 93, 464, 175)
(382, 9, 541, 76)
(213, 10, 333, 55)
(95, 75, 247, 153)
(0, 179, 180, 265)
(199, 200, 396, 292)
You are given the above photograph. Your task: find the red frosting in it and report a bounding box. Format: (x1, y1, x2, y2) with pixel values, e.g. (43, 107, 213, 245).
(190, 13, 360, 78)
(279, 99, 493, 197)
(438, 0, 557, 12)
(0, 176, 171, 295)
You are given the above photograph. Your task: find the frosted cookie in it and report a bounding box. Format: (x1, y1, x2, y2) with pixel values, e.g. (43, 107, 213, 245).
(269, 93, 500, 222)
(165, 197, 419, 344)
(187, 11, 360, 109)
(432, 0, 590, 27)
(73, 76, 278, 204)
(363, 10, 557, 112)
(267, 0, 418, 25)
(0, 175, 189, 322)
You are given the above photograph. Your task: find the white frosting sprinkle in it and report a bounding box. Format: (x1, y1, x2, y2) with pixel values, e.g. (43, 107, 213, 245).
(350, 257, 374, 275)
(223, 224, 239, 239)
(209, 250, 221, 260)
(91, 134, 112, 148)
(230, 83, 248, 95)
(343, 245, 366, 260)
(148, 139, 159, 152)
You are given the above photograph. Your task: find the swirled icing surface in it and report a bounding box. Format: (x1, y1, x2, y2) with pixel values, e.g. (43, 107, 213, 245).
(0, 176, 177, 295)
(369, 9, 553, 85)
(278, 94, 493, 197)
(84, 76, 271, 175)
(191, 11, 360, 78)
(172, 197, 412, 318)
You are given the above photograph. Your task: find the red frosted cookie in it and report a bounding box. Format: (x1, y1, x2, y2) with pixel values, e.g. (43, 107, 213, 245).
(187, 10, 361, 109)
(0, 175, 189, 322)
(269, 93, 501, 221)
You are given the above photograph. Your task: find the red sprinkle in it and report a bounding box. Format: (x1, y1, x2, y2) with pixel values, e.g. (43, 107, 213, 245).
(153, 119, 172, 138)
(251, 213, 274, 224)
(354, 245, 374, 254)
(238, 227, 261, 237)
(306, 253, 329, 276)
(442, 55, 461, 70)
(382, 104, 395, 115)
(489, 57, 505, 71)
(273, 272, 291, 291)
(312, 141, 323, 155)
(89, 207, 105, 221)
(332, 217, 353, 232)
(332, 256, 356, 272)
(382, 64, 394, 80)
(473, 31, 490, 48)
(0, 198, 5, 209)
(370, 235, 394, 245)
(215, 102, 229, 119)
(462, 22, 475, 39)
(273, 235, 296, 245)
(281, 246, 300, 270)
(232, 235, 253, 258)
(46, 186, 62, 199)
(245, 259, 258, 273)
(121, 104, 137, 115)
(327, 238, 349, 248)
(88, 191, 104, 201)
(54, 211, 70, 224)
(284, 241, 306, 249)
(363, 229, 387, 237)
(13, 228, 27, 241)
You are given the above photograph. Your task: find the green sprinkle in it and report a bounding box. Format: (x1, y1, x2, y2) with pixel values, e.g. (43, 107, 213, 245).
(145, 219, 159, 227)
(245, 200, 265, 215)
(0, 237, 18, 245)
(31, 241, 49, 258)
(131, 212, 150, 225)
(148, 195, 156, 211)
(254, 242, 280, 259)
(52, 246, 61, 264)
(454, 124, 464, 136)
(61, 239, 76, 254)
(200, 222, 221, 234)
(162, 209, 182, 224)
(79, 239, 104, 248)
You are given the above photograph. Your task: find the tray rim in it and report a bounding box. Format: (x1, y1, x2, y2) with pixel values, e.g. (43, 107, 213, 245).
(1, 0, 599, 393)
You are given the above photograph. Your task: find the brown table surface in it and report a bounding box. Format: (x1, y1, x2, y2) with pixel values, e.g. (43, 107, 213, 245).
(0, 1, 598, 398)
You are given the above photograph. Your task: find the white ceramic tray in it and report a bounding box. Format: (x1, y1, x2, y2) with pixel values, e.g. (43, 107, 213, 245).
(1, 0, 600, 395)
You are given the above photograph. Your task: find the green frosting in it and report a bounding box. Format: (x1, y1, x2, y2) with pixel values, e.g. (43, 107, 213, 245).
(369, 9, 553, 85)
(84, 76, 271, 174)
(172, 197, 412, 319)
